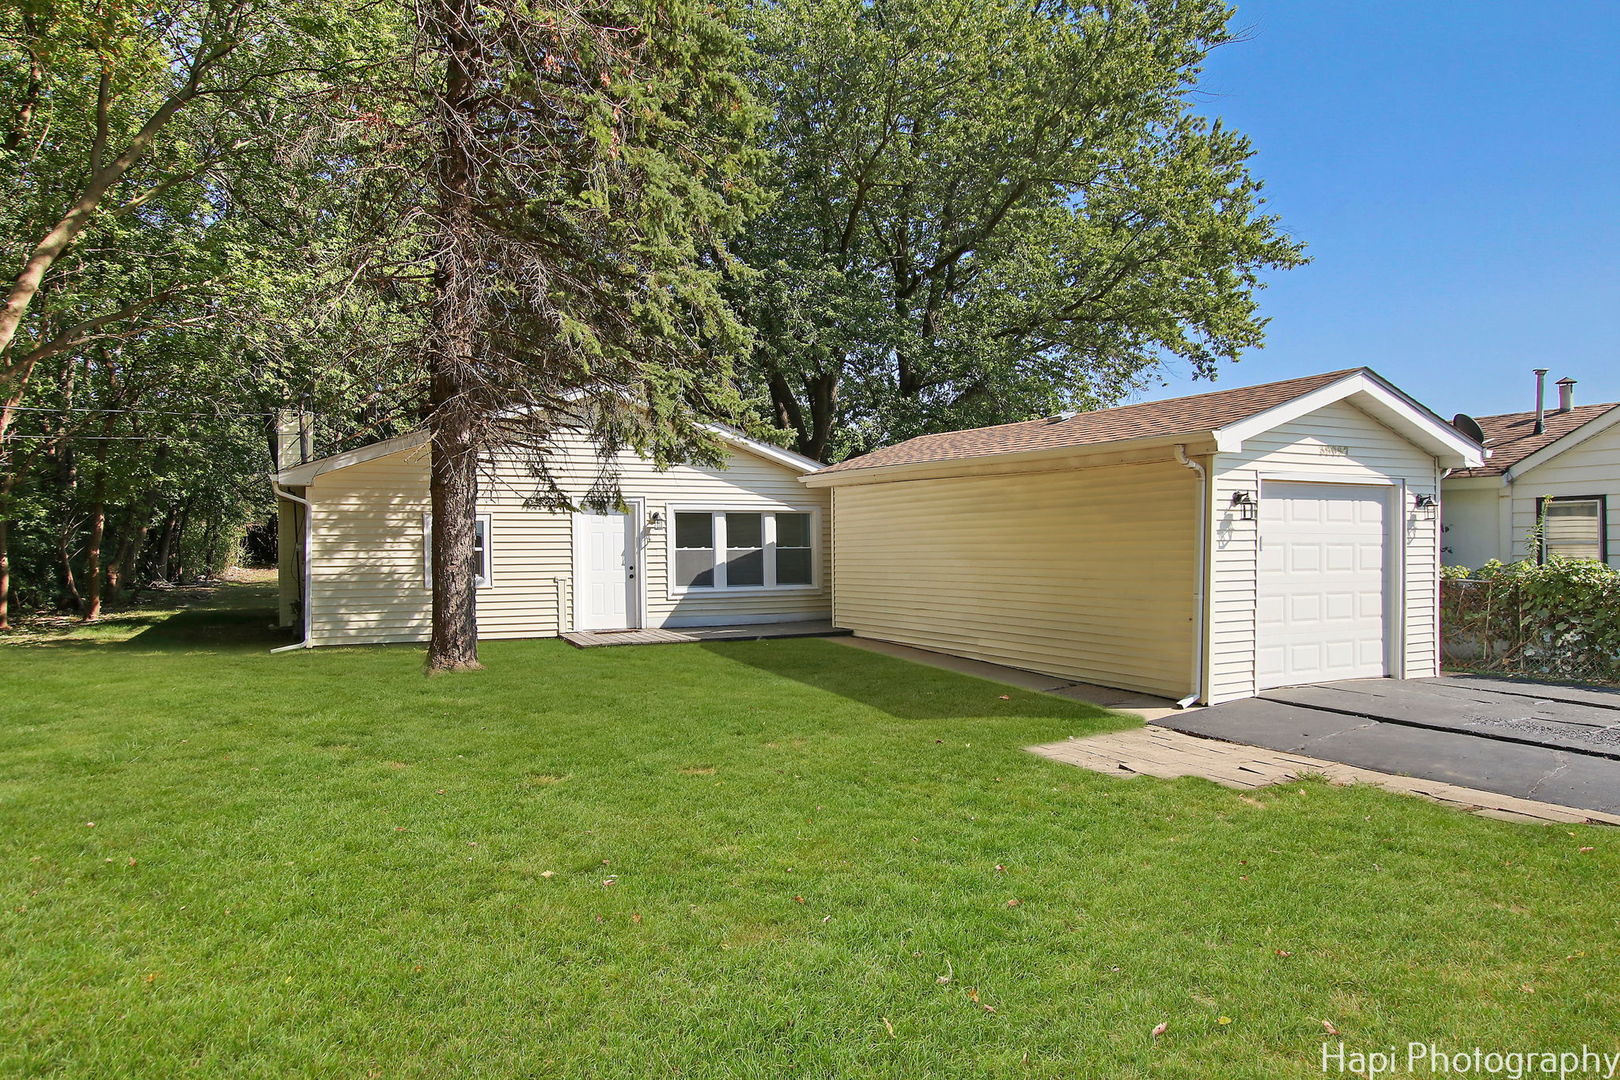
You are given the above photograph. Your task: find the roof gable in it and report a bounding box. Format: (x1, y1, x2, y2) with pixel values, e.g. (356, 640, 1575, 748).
(807, 368, 1482, 485)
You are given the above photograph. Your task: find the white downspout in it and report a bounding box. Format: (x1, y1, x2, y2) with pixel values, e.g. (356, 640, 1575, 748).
(1173, 445, 1207, 708)
(270, 482, 315, 652)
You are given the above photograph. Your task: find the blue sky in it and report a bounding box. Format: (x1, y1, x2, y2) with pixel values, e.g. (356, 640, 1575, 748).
(1139, 0, 1620, 420)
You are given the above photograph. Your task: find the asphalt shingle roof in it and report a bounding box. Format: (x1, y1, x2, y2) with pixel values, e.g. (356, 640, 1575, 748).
(813, 369, 1364, 475)
(1447, 402, 1620, 479)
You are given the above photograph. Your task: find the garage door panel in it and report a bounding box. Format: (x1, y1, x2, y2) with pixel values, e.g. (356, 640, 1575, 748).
(1257, 482, 1390, 690)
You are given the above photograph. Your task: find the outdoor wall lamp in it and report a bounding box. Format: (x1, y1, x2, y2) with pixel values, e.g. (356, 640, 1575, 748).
(1230, 490, 1257, 521)
(1413, 492, 1438, 519)
(648, 511, 664, 527)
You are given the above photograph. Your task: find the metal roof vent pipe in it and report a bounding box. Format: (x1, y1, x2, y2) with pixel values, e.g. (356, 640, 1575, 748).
(1533, 368, 1549, 434)
(1557, 377, 1576, 413)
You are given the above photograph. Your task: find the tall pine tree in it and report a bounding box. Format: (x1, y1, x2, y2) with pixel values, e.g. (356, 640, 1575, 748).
(406, 0, 761, 670)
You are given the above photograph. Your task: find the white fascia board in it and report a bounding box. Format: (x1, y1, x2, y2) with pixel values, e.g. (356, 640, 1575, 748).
(272, 430, 429, 486)
(1503, 405, 1620, 482)
(1212, 371, 1485, 468)
(698, 422, 825, 475)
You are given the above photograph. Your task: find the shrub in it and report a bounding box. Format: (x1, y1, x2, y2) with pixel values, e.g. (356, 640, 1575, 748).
(1440, 558, 1620, 684)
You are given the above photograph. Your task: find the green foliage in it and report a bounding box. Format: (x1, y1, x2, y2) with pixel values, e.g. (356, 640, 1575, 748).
(734, 0, 1308, 459)
(1440, 558, 1620, 684)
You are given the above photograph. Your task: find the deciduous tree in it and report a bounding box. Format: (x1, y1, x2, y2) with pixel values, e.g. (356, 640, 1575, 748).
(736, 0, 1307, 461)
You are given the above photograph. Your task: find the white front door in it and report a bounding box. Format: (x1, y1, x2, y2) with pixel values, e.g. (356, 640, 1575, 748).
(574, 511, 637, 631)
(1256, 481, 1390, 689)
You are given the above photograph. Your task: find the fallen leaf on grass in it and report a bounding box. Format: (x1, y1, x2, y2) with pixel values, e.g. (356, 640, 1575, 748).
(998, 695, 1010, 701)
(1006, 899, 1021, 908)
(631, 913, 642, 924)
(1274, 949, 1292, 957)
(1150, 1022, 1167, 1039)
(967, 988, 980, 1003)
(881, 1017, 895, 1039)
(1322, 1020, 1340, 1036)
(1579, 846, 1594, 853)
(1217, 1016, 1232, 1025)
(540, 870, 555, 878)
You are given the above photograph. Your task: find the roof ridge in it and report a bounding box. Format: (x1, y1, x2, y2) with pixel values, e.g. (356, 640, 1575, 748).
(815, 368, 1387, 476)
(865, 368, 1366, 450)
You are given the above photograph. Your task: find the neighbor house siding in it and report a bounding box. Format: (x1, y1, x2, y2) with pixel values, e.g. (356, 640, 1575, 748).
(304, 432, 828, 647)
(1438, 484, 1499, 570)
(1501, 419, 1620, 568)
(1206, 399, 1442, 704)
(830, 460, 1199, 700)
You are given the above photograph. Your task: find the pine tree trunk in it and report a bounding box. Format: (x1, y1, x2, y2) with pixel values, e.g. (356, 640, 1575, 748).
(424, 0, 484, 673)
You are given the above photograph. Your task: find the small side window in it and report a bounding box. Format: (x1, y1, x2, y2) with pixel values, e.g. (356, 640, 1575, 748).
(422, 513, 493, 588)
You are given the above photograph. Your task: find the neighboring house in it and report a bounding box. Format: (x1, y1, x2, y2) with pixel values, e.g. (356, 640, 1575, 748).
(1441, 376, 1620, 570)
(804, 368, 1483, 705)
(270, 424, 830, 647)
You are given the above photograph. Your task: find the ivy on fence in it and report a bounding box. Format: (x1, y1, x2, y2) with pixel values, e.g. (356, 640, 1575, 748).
(1440, 558, 1620, 684)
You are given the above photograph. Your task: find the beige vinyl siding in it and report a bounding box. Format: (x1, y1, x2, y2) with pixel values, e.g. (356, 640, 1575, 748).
(304, 432, 828, 646)
(1207, 399, 1442, 704)
(1502, 419, 1620, 568)
(831, 460, 1199, 699)
(1437, 483, 1500, 570)
(306, 445, 433, 645)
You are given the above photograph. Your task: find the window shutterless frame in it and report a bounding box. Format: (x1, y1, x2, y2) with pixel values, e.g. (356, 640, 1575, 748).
(664, 505, 821, 596)
(1539, 495, 1607, 563)
(421, 513, 493, 588)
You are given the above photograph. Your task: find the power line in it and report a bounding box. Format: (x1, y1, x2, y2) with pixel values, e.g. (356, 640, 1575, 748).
(4, 404, 273, 418)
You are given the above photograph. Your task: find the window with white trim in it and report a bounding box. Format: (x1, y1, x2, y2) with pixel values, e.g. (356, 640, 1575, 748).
(422, 513, 493, 588)
(1541, 496, 1606, 562)
(670, 509, 816, 591)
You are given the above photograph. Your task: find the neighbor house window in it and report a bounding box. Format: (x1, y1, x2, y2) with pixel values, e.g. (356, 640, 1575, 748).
(669, 509, 817, 591)
(422, 513, 493, 587)
(1541, 496, 1606, 563)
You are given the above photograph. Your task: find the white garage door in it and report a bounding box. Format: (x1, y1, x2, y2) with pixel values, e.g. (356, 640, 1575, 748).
(1256, 481, 1390, 689)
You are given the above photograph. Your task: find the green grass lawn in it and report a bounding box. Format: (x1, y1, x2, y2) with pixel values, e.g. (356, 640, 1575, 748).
(2, 582, 1616, 1078)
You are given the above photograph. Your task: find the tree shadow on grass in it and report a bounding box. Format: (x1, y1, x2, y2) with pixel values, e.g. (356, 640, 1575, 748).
(696, 637, 1127, 729)
(2, 583, 288, 654)
(115, 604, 288, 652)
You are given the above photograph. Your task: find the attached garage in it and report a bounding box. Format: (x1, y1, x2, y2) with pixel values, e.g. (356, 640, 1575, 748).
(803, 368, 1484, 705)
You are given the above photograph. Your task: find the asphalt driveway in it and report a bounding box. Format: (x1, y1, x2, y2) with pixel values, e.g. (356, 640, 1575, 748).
(1156, 675, 1620, 816)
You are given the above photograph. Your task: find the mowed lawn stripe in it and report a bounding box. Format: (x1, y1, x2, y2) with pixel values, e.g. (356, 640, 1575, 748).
(1, 583, 1615, 1078)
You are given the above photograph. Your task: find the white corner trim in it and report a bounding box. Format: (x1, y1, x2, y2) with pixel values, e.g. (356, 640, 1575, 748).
(1503, 404, 1620, 482)
(1212, 371, 1484, 468)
